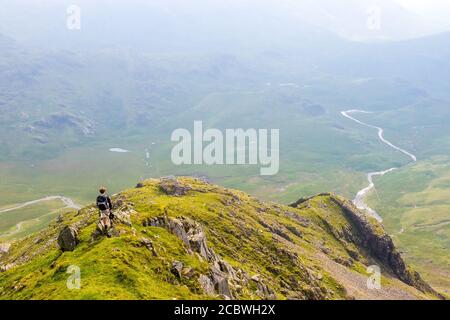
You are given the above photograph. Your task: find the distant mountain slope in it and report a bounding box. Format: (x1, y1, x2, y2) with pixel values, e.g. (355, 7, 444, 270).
(0, 177, 441, 299)
(284, 0, 432, 41)
(1, 0, 446, 50)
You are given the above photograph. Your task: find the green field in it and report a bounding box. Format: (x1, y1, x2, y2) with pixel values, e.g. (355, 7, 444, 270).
(367, 157, 450, 295)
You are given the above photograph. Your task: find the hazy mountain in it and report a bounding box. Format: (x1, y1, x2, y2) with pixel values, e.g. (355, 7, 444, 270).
(2, 0, 447, 53)
(285, 0, 440, 41)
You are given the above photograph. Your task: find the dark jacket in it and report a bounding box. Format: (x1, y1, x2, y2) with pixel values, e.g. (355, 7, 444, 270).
(96, 194, 112, 210)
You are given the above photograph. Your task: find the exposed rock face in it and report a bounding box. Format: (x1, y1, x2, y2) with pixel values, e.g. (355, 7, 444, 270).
(57, 226, 79, 251)
(0, 243, 10, 256)
(283, 210, 311, 228)
(91, 222, 110, 240)
(251, 275, 276, 299)
(144, 215, 275, 299)
(113, 210, 132, 227)
(0, 264, 14, 272)
(144, 216, 213, 260)
(199, 275, 215, 295)
(113, 197, 135, 227)
(0, 244, 11, 271)
(159, 178, 191, 196)
(328, 197, 439, 296)
(210, 267, 233, 299)
(141, 238, 158, 256)
(171, 261, 184, 278)
(258, 219, 293, 242)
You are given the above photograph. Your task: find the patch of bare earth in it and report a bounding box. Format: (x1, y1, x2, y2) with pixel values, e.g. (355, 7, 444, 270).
(314, 251, 430, 300)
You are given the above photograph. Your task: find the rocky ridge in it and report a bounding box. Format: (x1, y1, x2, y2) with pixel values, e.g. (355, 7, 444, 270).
(0, 177, 442, 300)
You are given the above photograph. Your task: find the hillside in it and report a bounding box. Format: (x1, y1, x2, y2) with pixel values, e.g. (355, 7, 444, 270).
(0, 177, 442, 300)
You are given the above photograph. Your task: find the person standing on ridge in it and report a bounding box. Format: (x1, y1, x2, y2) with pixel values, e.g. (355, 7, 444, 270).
(96, 187, 113, 233)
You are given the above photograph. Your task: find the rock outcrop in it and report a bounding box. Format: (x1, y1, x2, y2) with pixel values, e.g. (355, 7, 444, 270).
(328, 196, 440, 296)
(0, 243, 12, 271)
(0, 243, 10, 257)
(144, 215, 275, 299)
(159, 177, 191, 196)
(57, 226, 79, 251)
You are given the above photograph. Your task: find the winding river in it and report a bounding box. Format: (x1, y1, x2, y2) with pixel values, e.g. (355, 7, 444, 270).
(341, 109, 417, 222)
(0, 196, 82, 239)
(0, 196, 81, 214)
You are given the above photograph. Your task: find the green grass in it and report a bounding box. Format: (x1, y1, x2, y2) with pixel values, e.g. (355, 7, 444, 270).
(2, 177, 431, 300)
(367, 157, 450, 295)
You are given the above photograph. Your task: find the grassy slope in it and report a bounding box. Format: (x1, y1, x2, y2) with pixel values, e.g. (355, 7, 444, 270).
(333, 104, 450, 297)
(367, 157, 450, 296)
(0, 177, 435, 300)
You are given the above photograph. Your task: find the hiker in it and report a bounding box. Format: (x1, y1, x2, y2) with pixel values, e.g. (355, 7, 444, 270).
(96, 187, 114, 232)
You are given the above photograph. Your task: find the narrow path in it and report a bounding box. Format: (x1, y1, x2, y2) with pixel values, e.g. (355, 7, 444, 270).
(0, 196, 82, 214)
(341, 109, 417, 222)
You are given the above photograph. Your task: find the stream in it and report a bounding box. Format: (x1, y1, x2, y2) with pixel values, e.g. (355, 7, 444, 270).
(341, 109, 417, 222)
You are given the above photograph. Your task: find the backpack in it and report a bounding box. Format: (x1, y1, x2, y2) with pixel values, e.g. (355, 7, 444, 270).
(96, 195, 110, 211)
